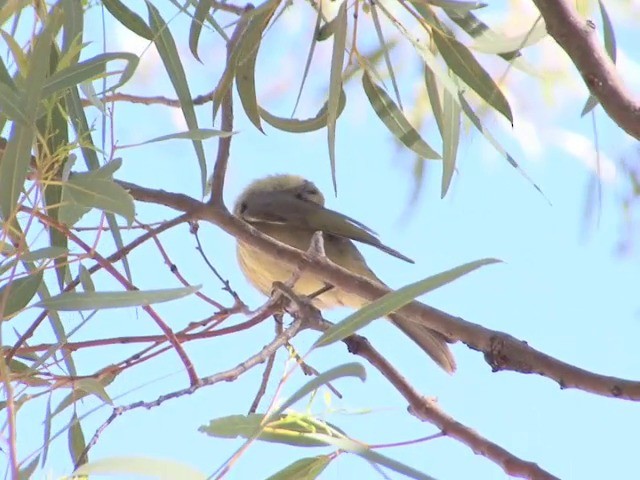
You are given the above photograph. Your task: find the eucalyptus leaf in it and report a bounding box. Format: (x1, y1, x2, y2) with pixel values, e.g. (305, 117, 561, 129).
(315, 258, 500, 347)
(36, 285, 200, 311)
(0, 270, 44, 319)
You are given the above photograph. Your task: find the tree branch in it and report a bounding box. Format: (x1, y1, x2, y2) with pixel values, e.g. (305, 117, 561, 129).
(532, 0, 640, 139)
(116, 180, 640, 401)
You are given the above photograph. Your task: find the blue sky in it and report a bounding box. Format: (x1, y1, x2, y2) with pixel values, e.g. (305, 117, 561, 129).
(7, 1, 640, 479)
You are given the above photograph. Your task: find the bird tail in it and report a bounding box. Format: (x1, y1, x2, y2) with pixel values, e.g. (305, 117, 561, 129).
(389, 313, 456, 374)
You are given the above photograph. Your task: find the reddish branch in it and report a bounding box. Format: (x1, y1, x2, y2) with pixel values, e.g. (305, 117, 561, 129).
(531, 0, 640, 139)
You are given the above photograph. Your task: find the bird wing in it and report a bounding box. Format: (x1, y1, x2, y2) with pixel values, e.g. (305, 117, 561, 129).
(241, 191, 414, 264)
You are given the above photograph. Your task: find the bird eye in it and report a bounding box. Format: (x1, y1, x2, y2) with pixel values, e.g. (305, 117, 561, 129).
(306, 187, 319, 195)
(239, 202, 248, 214)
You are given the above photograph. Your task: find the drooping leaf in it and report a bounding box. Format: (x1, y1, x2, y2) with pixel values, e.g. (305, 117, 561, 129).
(265, 456, 331, 480)
(362, 71, 440, 159)
(74, 457, 206, 480)
(327, 1, 348, 194)
(260, 90, 346, 133)
(147, 2, 207, 193)
(440, 77, 461, 197)
(431, 27, 513, 124)
(103, 0, 154, 40)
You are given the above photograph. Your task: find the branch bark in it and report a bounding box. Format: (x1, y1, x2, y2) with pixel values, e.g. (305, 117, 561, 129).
(116, 180, 640, 401)
(532, 0, 640, 139)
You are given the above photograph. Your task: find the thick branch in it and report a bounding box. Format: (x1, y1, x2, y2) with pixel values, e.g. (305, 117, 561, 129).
(117, 180, 640, 400)
(532, 0, 640, 139)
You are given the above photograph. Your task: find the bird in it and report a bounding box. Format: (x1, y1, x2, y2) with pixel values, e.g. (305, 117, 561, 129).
(232, 174, 455, 373)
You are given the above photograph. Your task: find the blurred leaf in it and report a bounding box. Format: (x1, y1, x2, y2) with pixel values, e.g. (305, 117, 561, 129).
(190, 0, 214, 60)
(147, 2, 207, 193)
(78, 264, 95, 292)
(0, 53, 15, 89)
(61, 0, 83, 59)
(261, 91, 346, 133)
(315, 258, 500, 347)
(75, 378, 113, 405)
(42, 396, 53, 466)
(370, 3, 402, 109)
(0, 270, 43, 319)
(68, 413, 87, 467)
(43, 52, 139, 99)
(61, 170, 134, 226)
(0, 30, 28, 78)
(36, 285, 201, 311)
(581, 0, 616, 116)
(0, 11, 63, 220)
(427, 0, 486, 11)
(20, 246, 68, 262)
(424, 67, 444, 139)
(74, 456, 206, 479)
(269, 363, 366, 420)
(458, 92, 546, 198)
(236, 0, 279, 132)
(362, 71, 440, 159)
(103, 0, 153, 40)
(440, 79, 461, 197)
(292, 7, 323, 116)
(0, 84, 25, 121)
(200, 413, 343, 447)
(312, 435, 438, 480)
(327, 0, 347, 194)
(431, 27, 513, 124)
(120, 128, 234, 148)
(265, 456, 331, 480)
(470, 17, 546, 54)
(18, 456, 40, 480)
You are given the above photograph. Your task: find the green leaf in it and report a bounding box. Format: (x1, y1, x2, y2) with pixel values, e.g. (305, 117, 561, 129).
(103, 0, 154, 40)
(189, 0, 215, 60)
(427, 0, 486, 11)
(265, 456, 331, 480)
(235, 0, 279, 132)
(582, 1, 616, 116)
(78, 264, 95, 292)
(61, 0, 83, 59)
(315, 258, 500, 347)
(431, 27, 513, 124)
(200, 413, 342, 447)
(20, 246, 69, 262)
(327, 1, 348, 194)
(370, 3, 402, 109)
(68, 413, 87, 467)
(35, 285, 201, 311)
(470, 17, 547, 54)
(292, 7, 323, 116)
(440, 79, 461, 197)
(120, 129, 234, 148)
(362, 71, 440, 159)
(269, 363, 366, 420)
(0, 270, 44, 319)
(147, 2, 207, 194)
(74, 457, 206, 479)
(0, 11, 63, 220)
(75, 378, 113, 405)
(0, 84, 26, 122)
(457, 92, 546, 199)
(43, 52, 139, 99)
(61, 171, 135, 225)
(260, 91, 346, 133)
(424, 67, 444, 142)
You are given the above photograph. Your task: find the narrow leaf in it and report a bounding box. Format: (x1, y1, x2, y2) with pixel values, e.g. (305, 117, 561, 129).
(265, 456, 331, 480)
(270, 363, 366, 420)
(0, 270, 44, 319)
(147, 2, 207, 193)
(260, 91, 346, 133)
(36, 285, 200, 311)
(103, 0, 154, 40)
(315, 258, 500, 347)
(431, 27, 513, 124)
(119, 129, 234, 148)
(68, 413, 87, 467)
(327, 1, 348, 194)
(362, 71, 440, 159)
(440, 80, 461, 197)
(74, 457, 206, 480)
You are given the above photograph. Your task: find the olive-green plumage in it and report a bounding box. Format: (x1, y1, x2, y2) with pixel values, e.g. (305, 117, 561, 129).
(233, 174, 455, 373)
